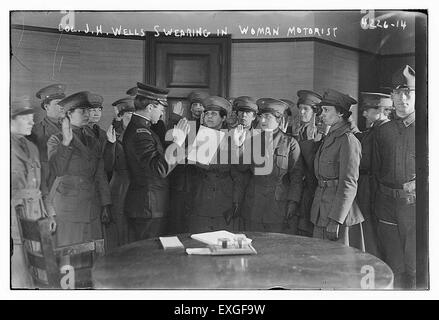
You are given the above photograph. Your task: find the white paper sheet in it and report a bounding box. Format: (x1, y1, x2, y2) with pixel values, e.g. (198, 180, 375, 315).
(187, 125, 226, 165)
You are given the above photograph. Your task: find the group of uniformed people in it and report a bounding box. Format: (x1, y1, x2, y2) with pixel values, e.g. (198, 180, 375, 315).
(11, 64, 416, 289)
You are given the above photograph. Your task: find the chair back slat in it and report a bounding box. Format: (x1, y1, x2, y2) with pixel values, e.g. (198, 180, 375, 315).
(17, 217, 41, 242)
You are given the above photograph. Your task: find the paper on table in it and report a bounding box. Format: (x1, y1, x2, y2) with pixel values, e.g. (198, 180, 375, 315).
(187, 125, 225, 165)
(186, 248, 212, 255)
(191, 230, 252, 246)
(159, 236, 184, 250)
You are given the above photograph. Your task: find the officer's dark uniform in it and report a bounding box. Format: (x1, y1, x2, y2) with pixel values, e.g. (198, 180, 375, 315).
(355, 92, 392, 258)
(241, 98, 302, 233)
(122, 83, 175, 240)
(28, 84, 66, 212)
(372, 65, 416, 289)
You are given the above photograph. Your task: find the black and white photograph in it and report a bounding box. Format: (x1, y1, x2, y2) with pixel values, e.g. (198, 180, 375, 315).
(5, 4, 431, 298)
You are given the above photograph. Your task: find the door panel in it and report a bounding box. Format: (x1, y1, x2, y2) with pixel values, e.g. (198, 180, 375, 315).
(146, 34, 231, 125)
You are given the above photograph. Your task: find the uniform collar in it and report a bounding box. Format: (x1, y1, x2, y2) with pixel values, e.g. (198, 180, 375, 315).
(45, 116, 60, 125)
(133, 113, 152, 127)
(398, 112, 415, 127)
(372, 118, 390, 128)
(327, 120, 355, 138)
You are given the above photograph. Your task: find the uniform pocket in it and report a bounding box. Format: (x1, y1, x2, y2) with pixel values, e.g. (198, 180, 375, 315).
(275, 150, 289, 170)
(320, 160, 339, 179)
(56, 182, 80, 197)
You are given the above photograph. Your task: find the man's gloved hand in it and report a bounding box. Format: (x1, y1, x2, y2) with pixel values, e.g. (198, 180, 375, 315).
(286, 201, 298, 220)
(101, 205, 113, 226)
(326, 219, 340, 241)
(47, 215, 57, 233)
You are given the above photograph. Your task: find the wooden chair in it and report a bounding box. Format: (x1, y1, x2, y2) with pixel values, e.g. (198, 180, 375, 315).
(16, 210, 105, 289)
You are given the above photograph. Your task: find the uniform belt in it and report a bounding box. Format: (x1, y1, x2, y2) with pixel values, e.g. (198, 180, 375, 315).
(317, 179, 339, 188)
(12, 188, 42, 200)
(379, 183, 411, 199)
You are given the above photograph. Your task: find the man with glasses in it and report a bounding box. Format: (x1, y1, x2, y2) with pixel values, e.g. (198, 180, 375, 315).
(122, 82, 190, 241)
(372, 65, 416, 289)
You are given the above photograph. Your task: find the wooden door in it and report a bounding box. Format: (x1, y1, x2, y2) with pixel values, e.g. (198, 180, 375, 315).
(145, 33, 231, 124)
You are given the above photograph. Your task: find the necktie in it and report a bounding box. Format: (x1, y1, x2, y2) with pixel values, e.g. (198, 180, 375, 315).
(19, 137, 30, 157)
(79, 128, 89, 146)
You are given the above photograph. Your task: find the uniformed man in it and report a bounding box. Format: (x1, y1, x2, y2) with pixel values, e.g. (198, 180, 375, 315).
(29, 83, 67, 213)
(355, 92, 393, 258)
(241, 98, 301, 233)
(11, 99, 56, 288)
(47, 91, 112, 247)
(372, 65, 416, 289)
(123, 82, 189, 240)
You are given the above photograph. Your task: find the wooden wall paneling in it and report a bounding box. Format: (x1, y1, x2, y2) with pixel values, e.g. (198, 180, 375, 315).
(230, 42, 314, 101)
(313, 42, 360, 124)
(78, 36, 144, 128)
(10, 29, 144, 128)
(11, 30, 81, 123)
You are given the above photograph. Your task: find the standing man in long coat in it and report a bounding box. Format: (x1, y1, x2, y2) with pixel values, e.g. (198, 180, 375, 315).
(29, 84, 67, 215)
(47, 91, 112, 247)
(242, 98, 302, 233)
(372, 65, 416, 289)
(123, 82, 190, 240)
(310, 89, 364, 249)
(355, 92, 393, 258)
(11, 101, 56, 288)
(102, 97, 135, 249)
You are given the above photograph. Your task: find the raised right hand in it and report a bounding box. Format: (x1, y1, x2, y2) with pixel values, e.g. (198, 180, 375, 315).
(61, 116, 73, 146)
(106, 124, 117, 143)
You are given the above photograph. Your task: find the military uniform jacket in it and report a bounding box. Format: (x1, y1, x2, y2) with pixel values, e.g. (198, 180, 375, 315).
(191, 133, 248, 218)
(11, 134, 48, 243)
(372, 113, 415, 189)
(47, 126, 111, 222)
(355, 119, 389, 219)
(28, 117, 61, 198)
(85, 124, 107, 154)
(103, 132, 129, 173)
(243, 130, 302, 223)
(122, 114, 175, 219)
(310, 121, 363, 227)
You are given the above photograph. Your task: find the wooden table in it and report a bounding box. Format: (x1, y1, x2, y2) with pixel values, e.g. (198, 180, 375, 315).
(92, 232, 393, 289)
